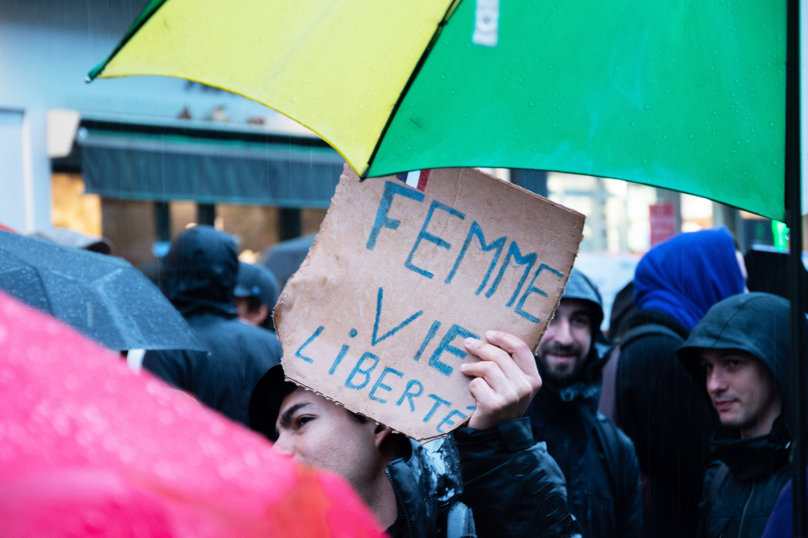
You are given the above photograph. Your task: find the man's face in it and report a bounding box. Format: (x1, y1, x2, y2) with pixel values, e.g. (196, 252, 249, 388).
(536, 299, 593, 386)
(271, 388, 385, 495)
(235, 296, 269, 326)
(701, 349, 781, 438)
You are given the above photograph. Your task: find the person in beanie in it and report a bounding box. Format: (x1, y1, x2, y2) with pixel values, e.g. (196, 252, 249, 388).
(527, 269, 642, 538)
(143, 226, 282, 426)
(234, 261, 280, 331)
(616, 228, 746, 538)
(678, 293, 793, 538)
(250, 331, 584, 538)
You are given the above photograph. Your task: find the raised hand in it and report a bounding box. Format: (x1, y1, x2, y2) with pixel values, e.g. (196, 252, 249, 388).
(460, 330, 543, 431)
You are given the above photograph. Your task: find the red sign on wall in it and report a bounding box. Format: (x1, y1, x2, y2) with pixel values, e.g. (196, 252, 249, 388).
(650, 203, 676, 246)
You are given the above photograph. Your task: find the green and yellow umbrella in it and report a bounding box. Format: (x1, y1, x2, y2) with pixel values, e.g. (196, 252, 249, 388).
(89, 0, 785, 219)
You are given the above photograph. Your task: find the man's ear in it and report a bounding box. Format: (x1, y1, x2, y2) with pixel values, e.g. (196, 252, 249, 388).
(372, 423, 393, 450)
(245, 303, 270, 326)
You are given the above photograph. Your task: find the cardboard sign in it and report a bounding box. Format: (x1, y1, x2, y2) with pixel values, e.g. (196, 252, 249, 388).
(275, 166, 584, 440)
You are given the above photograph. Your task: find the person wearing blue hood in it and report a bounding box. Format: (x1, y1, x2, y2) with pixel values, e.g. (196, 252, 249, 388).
(678, 293, 792, 538)
(616, 228, 747, 538)
(142, 226, 283, 426)
(526, 269, 642, 538)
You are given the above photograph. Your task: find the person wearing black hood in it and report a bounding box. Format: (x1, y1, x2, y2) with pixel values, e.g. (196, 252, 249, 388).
(143, 226, 282, 426)
(526, 269, 642, 538)
(678, 293, 792, 538)
(616, 228, 747, 538)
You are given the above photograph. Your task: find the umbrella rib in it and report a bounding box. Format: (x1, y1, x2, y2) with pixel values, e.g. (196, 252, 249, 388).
(32, 267, 55, 316)
(362, 0, 463, 179)
(86, 0, 169, 81)
(0, 246, 56, 316)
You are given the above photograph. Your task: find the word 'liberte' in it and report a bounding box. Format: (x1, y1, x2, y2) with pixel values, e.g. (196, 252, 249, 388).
(293, 180, 566, 435)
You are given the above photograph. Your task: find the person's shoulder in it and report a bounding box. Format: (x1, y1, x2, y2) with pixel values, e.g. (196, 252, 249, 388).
(620, 310, 686, 358)
(595, 413, 637, 459)
(234, 322, 283, 353)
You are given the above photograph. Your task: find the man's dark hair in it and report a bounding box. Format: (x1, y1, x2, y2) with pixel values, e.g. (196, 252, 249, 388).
(271, 381, 367, 438)
(244, 295, 275, 331)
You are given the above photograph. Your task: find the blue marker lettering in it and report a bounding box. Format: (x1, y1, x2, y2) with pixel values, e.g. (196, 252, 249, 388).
(366, 181, 424, 250)
(404, 200, 465, 279)
(369, 367, 404, 404)
(396, 380, 424, 412)
(414, 320, 441, 362)
(372, 287, 423, 346)
(445, 221, 506, 294)
(345, 352, 380, 390)
(486, 241, 537, 306)
(437, 410, 468, 433)
(295, 326, 324, 363)
(429, 324, 479, 377)
(328, 328, 359, 374)
(515, 264, 565, 323)
(423, 394, 451, 423)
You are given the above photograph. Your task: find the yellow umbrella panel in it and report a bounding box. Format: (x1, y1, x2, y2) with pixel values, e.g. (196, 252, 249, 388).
(93, 0, 457, 175)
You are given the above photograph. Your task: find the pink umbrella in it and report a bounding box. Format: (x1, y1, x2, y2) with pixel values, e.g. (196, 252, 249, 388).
(0, 291, 384, 538)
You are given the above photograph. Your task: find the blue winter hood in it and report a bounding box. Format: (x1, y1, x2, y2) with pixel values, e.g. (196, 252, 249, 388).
(634, 227, 745, 332)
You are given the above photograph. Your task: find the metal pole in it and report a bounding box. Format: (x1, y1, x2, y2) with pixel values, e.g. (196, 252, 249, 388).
(787, 0, 806, 534)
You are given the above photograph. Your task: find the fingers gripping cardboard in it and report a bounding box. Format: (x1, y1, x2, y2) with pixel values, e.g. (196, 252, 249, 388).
(275, 166, 584, 441)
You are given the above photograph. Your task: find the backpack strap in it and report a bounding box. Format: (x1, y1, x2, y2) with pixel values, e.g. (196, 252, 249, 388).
(708, 463, 730, 504)
(619, 322, 684, 350)
(593, 413, 625, 515)
(697, 463, 730, 536)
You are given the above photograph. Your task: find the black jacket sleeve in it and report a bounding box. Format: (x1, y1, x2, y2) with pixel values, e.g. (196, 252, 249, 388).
(142, 349, 188, 389)
(142, 349, 208, 395)
(454, 418, 582, 538)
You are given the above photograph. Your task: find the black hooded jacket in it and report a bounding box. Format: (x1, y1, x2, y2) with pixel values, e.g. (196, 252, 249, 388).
(678, 293, 794, 538)
(143, 226, 282, 425)
(525, 270, 643, 538)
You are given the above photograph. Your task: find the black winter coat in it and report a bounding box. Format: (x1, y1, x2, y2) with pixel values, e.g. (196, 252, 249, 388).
(143, 226, 282, 426)
(698, 418, 791, 538)
(526, 381, 642, 538)
(387, 420, 584, 538)
(529, 268, 642, 538)
(616, 309, 717, 538)
(677, 293, 796, 538)
(455, 418, 583, 538)
(385, 436, 476, 538)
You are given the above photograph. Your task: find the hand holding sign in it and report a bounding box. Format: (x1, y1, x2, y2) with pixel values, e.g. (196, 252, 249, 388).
(460, 331, 542, 431)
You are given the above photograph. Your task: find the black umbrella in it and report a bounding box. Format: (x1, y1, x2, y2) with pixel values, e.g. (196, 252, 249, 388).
(260, 233, 316, 291)
(0, 230, 205, 352)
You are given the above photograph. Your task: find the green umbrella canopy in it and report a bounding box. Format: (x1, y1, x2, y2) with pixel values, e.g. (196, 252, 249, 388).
(90, 0, 786, 219)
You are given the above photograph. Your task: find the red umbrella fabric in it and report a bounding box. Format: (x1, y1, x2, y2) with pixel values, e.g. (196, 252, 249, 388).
(0, 291, 383, 538)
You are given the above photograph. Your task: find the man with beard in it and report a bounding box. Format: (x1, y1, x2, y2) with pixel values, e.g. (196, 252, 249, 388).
(525, 269, 642, 538)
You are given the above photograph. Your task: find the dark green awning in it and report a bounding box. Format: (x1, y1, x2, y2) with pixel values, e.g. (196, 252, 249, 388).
(78, 127, 345, 208)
